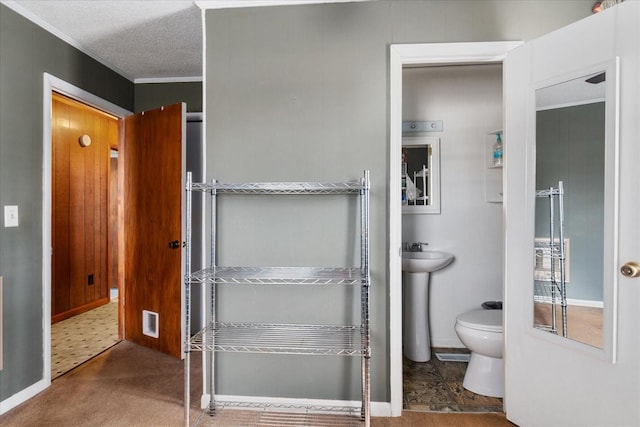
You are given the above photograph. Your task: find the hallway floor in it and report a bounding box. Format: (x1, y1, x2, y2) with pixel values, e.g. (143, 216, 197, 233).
(403, 348, 503, 413)
(51, 299, 119, 379)
(1, 341, 516, 427)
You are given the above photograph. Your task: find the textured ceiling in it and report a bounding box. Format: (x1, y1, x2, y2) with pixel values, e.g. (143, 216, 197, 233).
(4, 0, 368, 82)
(7, 0, 202, 82)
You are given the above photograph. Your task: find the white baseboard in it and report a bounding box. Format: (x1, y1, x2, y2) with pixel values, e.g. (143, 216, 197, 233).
(201, 393, 211, 409)
(568, 298, 603, 308)
(0, 378, 49, 415)
(209, 394, 393, 417)
(535, 297, 604, 308)
(372, 401, 392, 417)
(431, 337, 465, 348)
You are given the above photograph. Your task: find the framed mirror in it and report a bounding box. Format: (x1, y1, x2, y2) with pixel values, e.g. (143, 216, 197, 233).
(402, 136, 440, 214)
(533, 59, 618, 360)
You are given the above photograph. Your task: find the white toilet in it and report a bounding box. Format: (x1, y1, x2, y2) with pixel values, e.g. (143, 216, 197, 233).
(454, 308, 504, 398)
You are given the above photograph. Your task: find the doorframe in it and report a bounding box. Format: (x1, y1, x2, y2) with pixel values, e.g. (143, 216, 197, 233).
(42, 73, 131, 385)
(388, 41, 522, 416)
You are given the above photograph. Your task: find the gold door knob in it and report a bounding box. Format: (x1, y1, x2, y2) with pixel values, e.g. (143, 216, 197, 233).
(620, 261, 640, 278)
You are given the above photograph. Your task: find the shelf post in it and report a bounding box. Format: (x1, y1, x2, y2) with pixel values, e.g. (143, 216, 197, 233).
(360, 170, 371, 426)
(208, 178, 217, 414)
(184, 172, 193, 427)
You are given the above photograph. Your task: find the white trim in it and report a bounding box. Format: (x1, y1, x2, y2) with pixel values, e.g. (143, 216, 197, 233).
(44, 74, 132, 118)
(391, 42, 519, 67)
(187, 112, 203, 122)
(389, 41, 522, 417)
(34, 73, 131, 413)
(0, 379, 48, 414)
(536, 97, 606, 112)
(213, 395, 391, 417)
(388, 45, 403, 417)
(134, 76, 203, 84)
(432, 338, 465, 348)
(199, 5, 210, 402)
(195, 0, 366, 9)
(1, 0, 134, 82)
(535, 298, 604, 308)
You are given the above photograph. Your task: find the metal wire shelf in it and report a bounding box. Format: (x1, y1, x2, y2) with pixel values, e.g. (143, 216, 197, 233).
(184, 170, 371, 427)
(533, 182, 567, 337)
(188, 266, 364, 285)
(190, 181, 365, 194)
(189, 322, 367, 356)
(193, 403, 365, 426)
(534, 280, 565, 304)
(534, 240, 563, 258)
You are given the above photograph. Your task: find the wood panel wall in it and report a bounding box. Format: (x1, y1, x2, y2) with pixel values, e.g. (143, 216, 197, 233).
(52, 92, 118, 322)
(108, 156, 118, 293)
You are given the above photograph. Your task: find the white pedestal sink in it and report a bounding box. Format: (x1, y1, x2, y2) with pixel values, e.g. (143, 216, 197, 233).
(403, 250, 454, 362)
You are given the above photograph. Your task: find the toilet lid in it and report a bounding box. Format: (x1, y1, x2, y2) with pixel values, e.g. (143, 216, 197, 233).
(457, 309, 503, 332)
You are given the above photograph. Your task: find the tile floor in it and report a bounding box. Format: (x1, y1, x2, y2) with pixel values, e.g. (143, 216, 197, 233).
(403, 347, 503, 413)
(51, 299, 119, 379)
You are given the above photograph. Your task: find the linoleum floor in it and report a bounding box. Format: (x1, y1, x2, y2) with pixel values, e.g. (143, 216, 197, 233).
(51, 299, 119, 379)
(403, 348, 503, 413)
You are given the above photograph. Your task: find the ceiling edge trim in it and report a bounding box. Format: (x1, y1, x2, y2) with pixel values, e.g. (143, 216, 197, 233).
(195, 0, 367, 9)
(0, 0, 135, 82)
(134, 76, 203, 84)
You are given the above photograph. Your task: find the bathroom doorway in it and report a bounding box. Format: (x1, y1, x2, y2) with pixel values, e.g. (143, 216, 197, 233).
(400, 63, 505, 412)
(388, 42, 521, 416)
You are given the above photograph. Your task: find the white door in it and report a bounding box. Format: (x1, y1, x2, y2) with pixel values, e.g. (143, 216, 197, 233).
(504, 3, 640, 426)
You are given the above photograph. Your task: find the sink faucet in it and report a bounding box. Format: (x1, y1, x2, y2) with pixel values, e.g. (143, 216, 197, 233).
(410, 242, 429, 252)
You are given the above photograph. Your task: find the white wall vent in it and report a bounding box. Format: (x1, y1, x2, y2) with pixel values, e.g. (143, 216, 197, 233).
(142, 310, 159, 338)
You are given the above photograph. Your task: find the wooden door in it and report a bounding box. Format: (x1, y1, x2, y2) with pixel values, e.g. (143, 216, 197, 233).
(122, 103, 185, 358)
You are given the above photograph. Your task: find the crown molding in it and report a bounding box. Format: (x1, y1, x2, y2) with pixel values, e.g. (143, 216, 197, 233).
(134, 76, 203, 84)
(1, 0, 135, 82)
(195, 0, 366, 9)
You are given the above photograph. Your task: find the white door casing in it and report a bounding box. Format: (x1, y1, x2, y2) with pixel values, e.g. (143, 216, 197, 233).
(3, 73, 187, 416)
(388, 41, 522, 417)
(504, 3, 640, 426)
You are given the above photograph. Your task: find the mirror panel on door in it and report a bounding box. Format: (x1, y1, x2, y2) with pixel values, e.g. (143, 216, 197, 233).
(533, 60, 618, 357)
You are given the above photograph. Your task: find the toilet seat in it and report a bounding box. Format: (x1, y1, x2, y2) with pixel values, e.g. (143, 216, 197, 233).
(456, 309, 503, 333)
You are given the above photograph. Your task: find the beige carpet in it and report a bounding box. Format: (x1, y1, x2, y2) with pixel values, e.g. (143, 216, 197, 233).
(51, 300, 119, 379)
(1, 341, 516, 426)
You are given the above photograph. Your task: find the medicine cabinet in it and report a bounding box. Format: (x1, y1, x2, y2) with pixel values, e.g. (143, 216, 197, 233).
(402, 136, 440, 214)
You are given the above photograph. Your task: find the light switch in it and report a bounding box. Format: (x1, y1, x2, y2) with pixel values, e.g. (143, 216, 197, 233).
(4, 205, 19, 227)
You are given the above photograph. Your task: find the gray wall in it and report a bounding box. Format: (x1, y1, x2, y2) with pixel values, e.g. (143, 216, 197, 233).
(0, 0, 594, 409)
(536, 103, 605, 302)
(205, 0, 593, 402)
(0, 3, 133, 402)
(135, 81, 203, 113)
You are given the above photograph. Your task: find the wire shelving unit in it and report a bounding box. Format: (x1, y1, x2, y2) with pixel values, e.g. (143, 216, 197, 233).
(534, 181, 568, 337)
(183, 171, 371, 427)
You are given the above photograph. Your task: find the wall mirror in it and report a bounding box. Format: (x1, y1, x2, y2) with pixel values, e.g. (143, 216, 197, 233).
(402, 136, 440, 214)
(533, 59, 618, 359)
